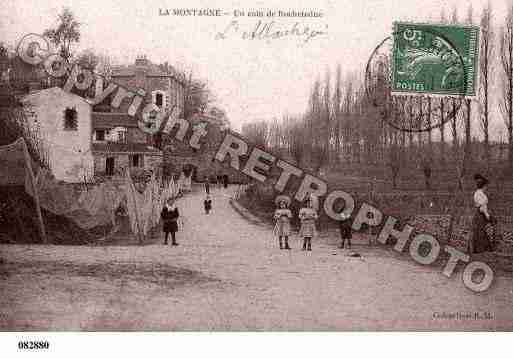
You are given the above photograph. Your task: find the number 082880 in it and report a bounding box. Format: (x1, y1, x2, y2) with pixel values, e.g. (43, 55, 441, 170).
(18, 340, 50, 350)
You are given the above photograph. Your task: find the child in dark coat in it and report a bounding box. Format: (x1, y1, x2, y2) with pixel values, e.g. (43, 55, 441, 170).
(204, 195, 212, 214)
(161, 198, 179, 245)
(338, 209, 352, 249)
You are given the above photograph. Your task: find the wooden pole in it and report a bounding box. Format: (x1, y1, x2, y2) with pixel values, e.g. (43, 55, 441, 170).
(22, 138, 47, 244)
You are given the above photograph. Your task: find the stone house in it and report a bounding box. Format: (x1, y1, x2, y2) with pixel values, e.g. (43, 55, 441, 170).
(91, 113, 162, 176)
(163, 112, 247, 183)
(91, 55, 186, 178)
(22, 87, 95, 182)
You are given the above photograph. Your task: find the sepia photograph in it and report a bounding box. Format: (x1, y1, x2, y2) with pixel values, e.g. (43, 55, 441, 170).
(1, 1, 513, 351)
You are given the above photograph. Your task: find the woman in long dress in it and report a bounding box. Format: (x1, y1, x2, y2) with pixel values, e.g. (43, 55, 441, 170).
(299, 197, 318, 251)
(470, 174, 494, 254)
(273, 195, 292, 250)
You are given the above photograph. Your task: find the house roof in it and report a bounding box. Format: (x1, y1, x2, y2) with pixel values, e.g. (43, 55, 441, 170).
(92, 112, 139, 129)
(92, 142, 162, 154)
(111, 63, 185, 84)
(21, 86, 91, 106)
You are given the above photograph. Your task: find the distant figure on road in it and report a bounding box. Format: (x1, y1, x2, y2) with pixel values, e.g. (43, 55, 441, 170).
(273, 195, 292, 250)
(470, 174, 495, 254)
(223, 174, 229, 189)
(338, 208, 352, 249)
(204, 176, 210, 195)
(299, 197, 318, 251)
(204, 195, 212, 215)
(161, 197, 180, 246)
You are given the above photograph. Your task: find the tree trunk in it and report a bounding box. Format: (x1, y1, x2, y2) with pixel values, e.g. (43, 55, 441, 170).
(440, 100, 446, 165)
(464, 99, 472, 170)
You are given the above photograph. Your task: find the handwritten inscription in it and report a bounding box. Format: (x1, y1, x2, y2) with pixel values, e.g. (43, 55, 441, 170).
(215, 20, 327, 44)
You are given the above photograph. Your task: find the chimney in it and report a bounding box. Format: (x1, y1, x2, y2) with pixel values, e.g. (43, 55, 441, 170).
(135, 54, 149, 67)
(135, 54, 148, 88)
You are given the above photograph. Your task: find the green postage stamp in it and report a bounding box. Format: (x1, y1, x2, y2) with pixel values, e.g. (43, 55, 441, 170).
(392, 22, 480, 97)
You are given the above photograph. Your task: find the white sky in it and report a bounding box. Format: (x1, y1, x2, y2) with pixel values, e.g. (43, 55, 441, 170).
(0, 0, 509, 137)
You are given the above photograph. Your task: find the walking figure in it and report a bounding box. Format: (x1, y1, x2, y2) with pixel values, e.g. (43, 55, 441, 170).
(470, 174, 495, 254)
(204, 195, 212, 215)
(299, 197, 318, 251)
(204, 176, 210, 195)
(161, 197, 179, 246)
(338, 209, 352, 249)
(273, 195, 292, 250)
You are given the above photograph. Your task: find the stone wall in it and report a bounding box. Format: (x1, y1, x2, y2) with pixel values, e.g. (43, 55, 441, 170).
(406, 214, 513, 254)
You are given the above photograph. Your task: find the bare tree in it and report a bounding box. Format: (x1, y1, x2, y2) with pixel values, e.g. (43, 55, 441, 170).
(479, 1, 494, 165)
(43, 7, 81, 62)
(463, 3, 474, 169)
(333, 64, 343, 163)
(322, 68, 332, 165)
(500, 2, 513, 171)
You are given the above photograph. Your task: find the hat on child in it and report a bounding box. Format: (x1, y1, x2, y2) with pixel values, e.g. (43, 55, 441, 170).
(275, 195, 291, 206)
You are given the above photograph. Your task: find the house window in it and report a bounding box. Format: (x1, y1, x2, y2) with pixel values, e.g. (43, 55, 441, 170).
(63, 107, 78, 130)
(106, 157, 115, 176)
(118, 130, 126, 143)
(155, 93, 163, 107)
(96, 130, 105, 141)
(130, 154, 143, 167)
(152, 90, 166, 109)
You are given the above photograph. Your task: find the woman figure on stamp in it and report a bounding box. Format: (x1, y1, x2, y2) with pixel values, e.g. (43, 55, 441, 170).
(299, 197, 318, 251)
(273, 195, 292, 250)
(161, 197, 180, 246)
(470, 174, 495, 254)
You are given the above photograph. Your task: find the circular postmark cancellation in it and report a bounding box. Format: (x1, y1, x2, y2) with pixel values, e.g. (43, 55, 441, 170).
(365, 22, 479, 133)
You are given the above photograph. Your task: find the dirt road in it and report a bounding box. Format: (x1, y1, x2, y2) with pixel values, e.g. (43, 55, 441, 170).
(1, 186, 512, 330)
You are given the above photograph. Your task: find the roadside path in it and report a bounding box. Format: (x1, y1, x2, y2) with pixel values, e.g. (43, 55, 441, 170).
(1, 186, 512, 330)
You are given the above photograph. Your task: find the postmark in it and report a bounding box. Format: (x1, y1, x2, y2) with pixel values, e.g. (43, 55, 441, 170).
(392, 22, 479, 97)
(365, 22, 479, 133)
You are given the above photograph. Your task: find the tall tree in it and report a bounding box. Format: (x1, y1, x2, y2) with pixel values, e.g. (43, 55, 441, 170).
(439, 10, 448, 165)
(450, 7, 460, 154)
(323, 68, 332, 164)
(479, 1, 494, 165)
(462, 4, 474, 170)
(333, 64, 343, 163)
(500, 2, 513, 170)
(43, 7, 81, 61)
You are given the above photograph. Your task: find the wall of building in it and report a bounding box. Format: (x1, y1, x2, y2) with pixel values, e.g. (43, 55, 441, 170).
(93, 153, 129, 176)
(144, 154, 163, 170)
(111, 75, 184, 117)
(127, 127, 148, 143)
(93, 152, 162, 176)
(23, 87, 94, 183)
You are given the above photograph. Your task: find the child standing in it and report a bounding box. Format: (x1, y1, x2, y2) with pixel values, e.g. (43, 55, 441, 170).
(161, 197, 180, 246)
(299, 198, 318, 251)
(204, 195, 212, 214)
(338, 210, 352, 249)
(273, 195, 292, 250)
(204, 176, 210, 195)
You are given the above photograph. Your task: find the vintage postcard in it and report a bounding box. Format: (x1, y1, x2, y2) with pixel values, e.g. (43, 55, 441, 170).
(1, 0, 513, 338)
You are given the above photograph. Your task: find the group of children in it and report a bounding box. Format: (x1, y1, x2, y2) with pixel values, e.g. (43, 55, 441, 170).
(273, 194, 352, 251)
(161, 189, 352, 250)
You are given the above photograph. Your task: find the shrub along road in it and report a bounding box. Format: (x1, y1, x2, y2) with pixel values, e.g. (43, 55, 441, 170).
(1, 186, 512, 330)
